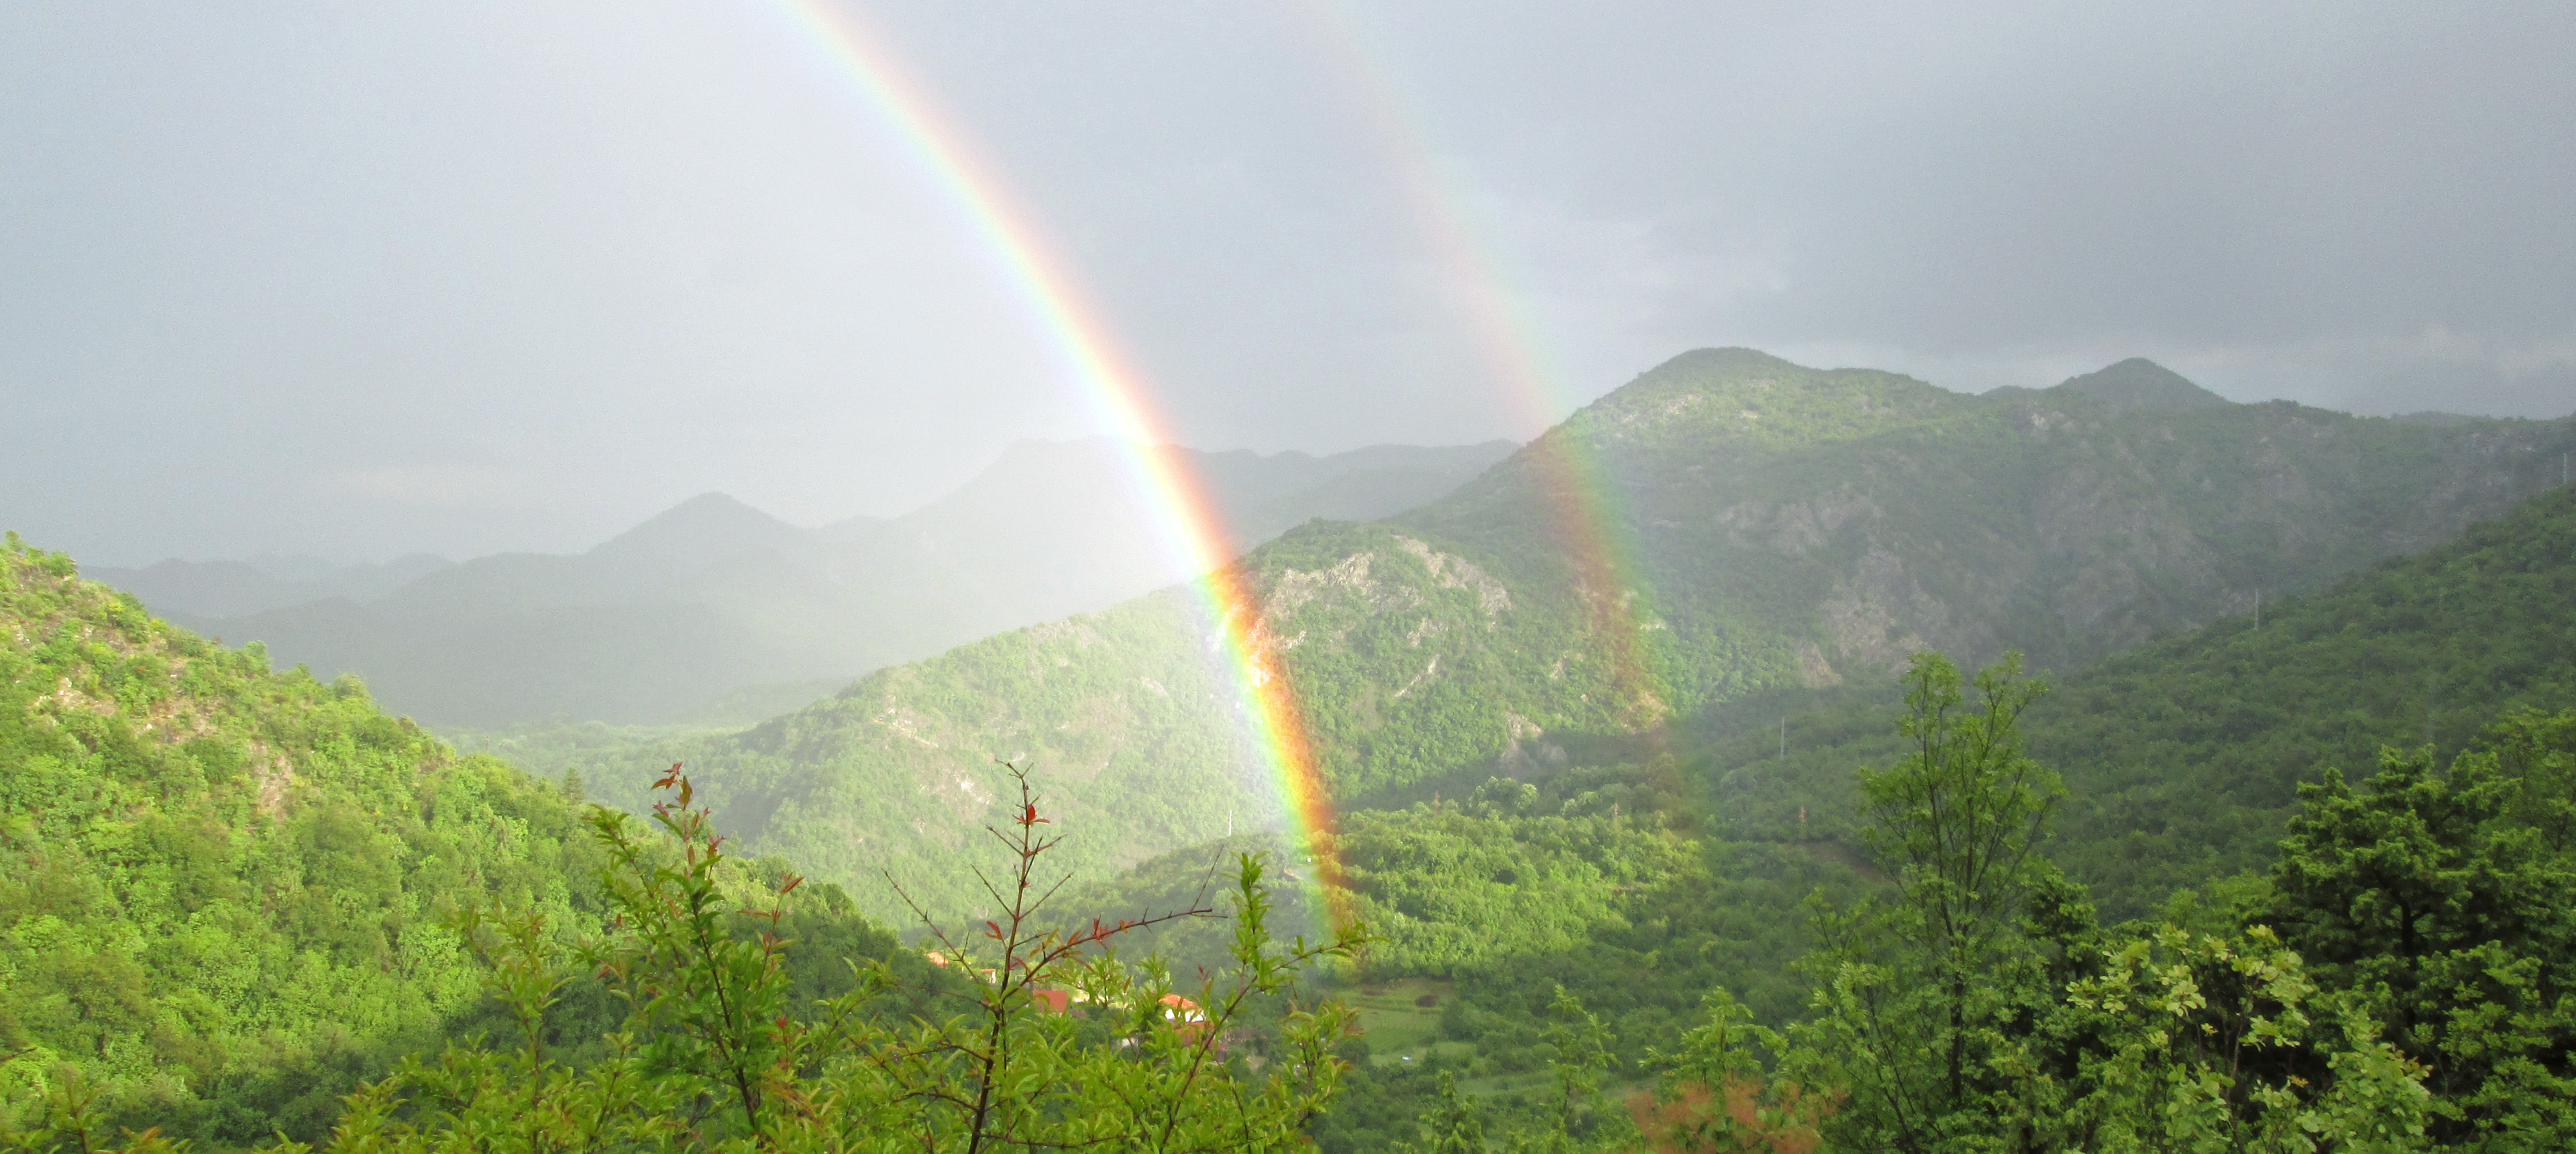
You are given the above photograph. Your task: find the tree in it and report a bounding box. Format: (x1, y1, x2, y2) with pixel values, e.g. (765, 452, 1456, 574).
(1502, 987, 1628, 1153)
(2056, 923, 2431, 1153)
(1395, 1071, 1488, 1154)
(1784, 651, 2061, 1153)
(2267, 731, 2576, 1149)
(1633, 991, 1834, 1154)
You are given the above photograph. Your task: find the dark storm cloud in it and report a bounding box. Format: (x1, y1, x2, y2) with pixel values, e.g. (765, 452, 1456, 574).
(3, 1, 2569, 564)
(1284, 1, 2576, 413)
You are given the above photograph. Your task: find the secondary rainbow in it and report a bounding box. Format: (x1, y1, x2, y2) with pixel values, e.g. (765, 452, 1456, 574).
(1296, 4, 1671, 726)
(764, 1, 1354, 921)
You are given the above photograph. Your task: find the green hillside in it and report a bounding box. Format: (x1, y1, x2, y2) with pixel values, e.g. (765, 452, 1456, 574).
(0, 535, 614, 1139)
(0, 536, 920, 1147)
(520, 350, 2574, 925)
(1702, 480, 2576, 921)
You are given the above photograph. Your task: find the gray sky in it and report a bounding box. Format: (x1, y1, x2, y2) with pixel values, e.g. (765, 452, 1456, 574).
(6, 1, 2571, 565)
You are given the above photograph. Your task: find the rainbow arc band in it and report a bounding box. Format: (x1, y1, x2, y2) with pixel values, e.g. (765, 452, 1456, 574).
(767, 1, 1354, 927)
(1295, 2, 1672, 725)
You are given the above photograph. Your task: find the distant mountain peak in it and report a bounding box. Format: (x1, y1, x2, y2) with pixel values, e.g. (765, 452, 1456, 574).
(2050, 358, 2231, 413)
(1658, 346, 1805, 374)
(1573, 348, 1960, 446)
(589, 492, 812, 566)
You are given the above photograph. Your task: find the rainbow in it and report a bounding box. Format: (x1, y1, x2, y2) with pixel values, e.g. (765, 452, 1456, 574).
(1294, 5, 1672, 729)
(763, 2, 1354, 925)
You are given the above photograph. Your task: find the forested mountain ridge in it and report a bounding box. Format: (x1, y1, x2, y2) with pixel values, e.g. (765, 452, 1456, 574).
(153, 440, 1513, 727)
(85, 554, 452, 620)
(527, 348, 2575, 925)
(1411, 348, 2571, 689)
(1701, 478, 2576, 921)
(0, 536, 618, 1140)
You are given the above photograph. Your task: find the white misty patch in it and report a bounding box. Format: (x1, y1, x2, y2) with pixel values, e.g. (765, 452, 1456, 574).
(1394, 537, 1511, 617)
(1391, 655, 1440, 700)
(335, 462, 540, 509)
(876, 707, 941, 748)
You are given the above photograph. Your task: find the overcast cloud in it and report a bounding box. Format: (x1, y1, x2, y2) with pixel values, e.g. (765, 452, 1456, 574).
(4, 1, 2571, 564)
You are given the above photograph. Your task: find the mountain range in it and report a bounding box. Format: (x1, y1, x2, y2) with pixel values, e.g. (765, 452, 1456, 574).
(517, 349, 2576, 921)
(87, 553, 455, 619)
(123, 438, 1515, 727)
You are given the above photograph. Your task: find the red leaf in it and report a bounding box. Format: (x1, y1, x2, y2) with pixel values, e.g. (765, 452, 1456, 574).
(1022, 802, 1049, 826)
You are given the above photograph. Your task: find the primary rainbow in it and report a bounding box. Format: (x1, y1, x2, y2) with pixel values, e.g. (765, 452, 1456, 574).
(765, 2, 1353, 923)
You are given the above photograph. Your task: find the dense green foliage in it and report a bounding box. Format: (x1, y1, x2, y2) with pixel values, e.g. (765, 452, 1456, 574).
(2265, 716, 2576, 1147)
(1741, 660, 2575, 1152)
(0, 535, 619, 1143)
(1788, 654, 2066, 1146)
(1331, 776, 1701, 977)
(0, 538, 923, 1148)
(1301, 760, 1864, 1152)
(3, 762, 1368, 1154)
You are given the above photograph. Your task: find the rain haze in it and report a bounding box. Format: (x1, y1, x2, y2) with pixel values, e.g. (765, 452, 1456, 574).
(5, 0, 2572, 565)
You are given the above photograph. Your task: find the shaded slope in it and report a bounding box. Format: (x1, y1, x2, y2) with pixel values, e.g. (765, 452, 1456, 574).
(1700, 482, 2576, 919)
(1414, 348, 2571, 695)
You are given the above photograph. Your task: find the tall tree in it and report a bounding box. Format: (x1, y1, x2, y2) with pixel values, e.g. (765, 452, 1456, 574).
(1787, 653, 2062, 1152)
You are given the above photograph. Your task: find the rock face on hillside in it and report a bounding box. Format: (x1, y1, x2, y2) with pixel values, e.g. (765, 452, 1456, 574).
(564, 349, 2576, 923)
